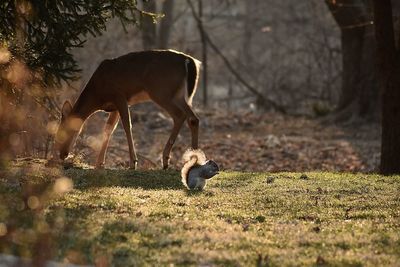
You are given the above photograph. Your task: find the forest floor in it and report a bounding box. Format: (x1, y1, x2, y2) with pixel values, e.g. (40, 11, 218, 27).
(0, 160, 399, 266)
(74, 105, 381, 173)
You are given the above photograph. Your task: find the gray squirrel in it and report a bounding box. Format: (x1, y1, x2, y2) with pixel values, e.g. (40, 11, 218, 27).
(181, 149, 219, 190)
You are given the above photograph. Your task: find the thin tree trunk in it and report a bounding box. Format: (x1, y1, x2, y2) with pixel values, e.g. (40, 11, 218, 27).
(373, 0, 400, 174)
(141, 0, 157, 50)
(158, 0, 175, 49)
(243, 1, 254, 70)
(197, 0, 208, 107)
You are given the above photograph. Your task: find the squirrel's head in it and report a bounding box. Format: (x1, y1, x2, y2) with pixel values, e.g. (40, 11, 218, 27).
(202, 160, 219, 179)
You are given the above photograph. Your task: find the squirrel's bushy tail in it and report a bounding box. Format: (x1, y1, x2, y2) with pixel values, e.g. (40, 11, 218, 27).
(182, 149, 206, 164)
(181, 149, 207, 188)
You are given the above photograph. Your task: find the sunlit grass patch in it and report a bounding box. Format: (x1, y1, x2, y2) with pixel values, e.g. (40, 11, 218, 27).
(0, 161, 399, 266)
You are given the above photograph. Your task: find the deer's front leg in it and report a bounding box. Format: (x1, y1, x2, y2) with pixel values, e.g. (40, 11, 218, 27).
(95, 111, 120, 169)
(115, 98, 138, 169)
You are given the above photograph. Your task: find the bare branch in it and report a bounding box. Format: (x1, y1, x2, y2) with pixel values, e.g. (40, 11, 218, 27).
(186, 0, 286, 113)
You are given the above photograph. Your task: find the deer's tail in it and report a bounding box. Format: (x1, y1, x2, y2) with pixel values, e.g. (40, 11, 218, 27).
(185, 56, 201, 106)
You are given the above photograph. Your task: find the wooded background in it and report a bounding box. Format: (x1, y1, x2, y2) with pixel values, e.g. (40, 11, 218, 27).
(1, 0, 400, 173)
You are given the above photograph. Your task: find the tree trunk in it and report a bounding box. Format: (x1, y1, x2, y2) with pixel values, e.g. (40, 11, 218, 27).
(337, 26, 364, 110)
(197, 0, 208, 107)
(243, 1, 255, 69)
(141, 0, 157, 50)
(326, 0, 379, 120)
(380, 62, 400, 174)
(358, 26, 380, 118)
(373, 0, 400, 174)
(158, 0, 175, 49)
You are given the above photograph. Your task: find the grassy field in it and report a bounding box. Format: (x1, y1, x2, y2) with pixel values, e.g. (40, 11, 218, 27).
(0, 159, 399, 266)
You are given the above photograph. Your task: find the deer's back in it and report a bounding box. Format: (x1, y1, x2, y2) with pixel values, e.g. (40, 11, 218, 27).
(85, 50, 193, 108)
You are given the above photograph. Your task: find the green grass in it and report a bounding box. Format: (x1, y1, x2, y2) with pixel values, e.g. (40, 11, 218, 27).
(0, 160, 399, 266)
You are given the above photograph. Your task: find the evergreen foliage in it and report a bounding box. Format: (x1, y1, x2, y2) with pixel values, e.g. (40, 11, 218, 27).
(0, 0, 149, 86)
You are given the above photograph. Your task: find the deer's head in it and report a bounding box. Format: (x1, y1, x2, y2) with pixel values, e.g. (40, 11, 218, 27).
(54, 101, 83, 160)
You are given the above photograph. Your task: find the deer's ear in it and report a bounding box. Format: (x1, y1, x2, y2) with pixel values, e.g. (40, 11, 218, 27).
(61, 100, 73, 118)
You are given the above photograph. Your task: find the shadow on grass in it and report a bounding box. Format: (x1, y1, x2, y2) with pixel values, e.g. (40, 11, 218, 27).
(61, 168, 253, 195)
(62, 168, 183, 191)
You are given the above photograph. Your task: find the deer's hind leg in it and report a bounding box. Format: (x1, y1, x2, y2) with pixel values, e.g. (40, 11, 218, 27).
(161, 104, 186, 169)
(95, 111, 120, 169)
(174, 99, 199, 149)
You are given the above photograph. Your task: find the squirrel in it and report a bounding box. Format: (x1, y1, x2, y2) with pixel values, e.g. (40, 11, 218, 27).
(181, 149, 219, 190)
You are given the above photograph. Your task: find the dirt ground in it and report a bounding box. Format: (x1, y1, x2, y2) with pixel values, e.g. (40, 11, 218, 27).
(73, 104, 381, 173)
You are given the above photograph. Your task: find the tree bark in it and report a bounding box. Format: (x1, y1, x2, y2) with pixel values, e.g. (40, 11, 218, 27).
(326, 0, 379, 120)
(358, 25, 380, 118)
(158, 0, 175, 49)
(243, 1, 255, 69)
(141, 0, 157, 50)
(337, 26, 364, 110)
(197, 0, 208, 107)
(373, 0, 400, 174)
(141, 0, 175, 50)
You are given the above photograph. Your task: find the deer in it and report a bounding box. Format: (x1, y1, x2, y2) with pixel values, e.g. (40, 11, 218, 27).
(53, 50, 201, 170)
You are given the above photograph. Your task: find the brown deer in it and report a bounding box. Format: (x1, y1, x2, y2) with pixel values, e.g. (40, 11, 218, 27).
(54, 50, 201, 169)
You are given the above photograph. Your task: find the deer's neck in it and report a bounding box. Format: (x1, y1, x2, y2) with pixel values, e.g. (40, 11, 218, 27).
(71, 92, 98, 122)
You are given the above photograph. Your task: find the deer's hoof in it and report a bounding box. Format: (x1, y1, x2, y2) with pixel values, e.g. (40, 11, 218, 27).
(95, 164, 105, 170)
(129, 161, 138, 170)
(162, 157, 170, 170)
